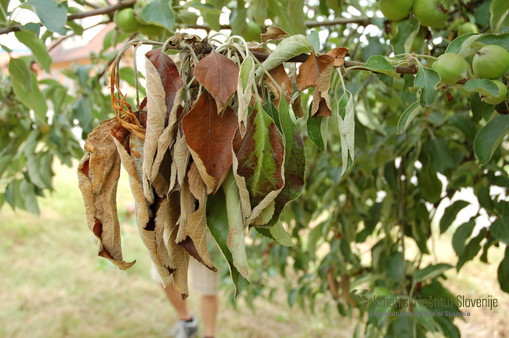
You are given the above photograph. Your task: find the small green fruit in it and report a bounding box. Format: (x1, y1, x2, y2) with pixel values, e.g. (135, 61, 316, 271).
(481, 80, 507, 105)
(413, 0, 449, 29)
(114, 8, 143, 34)
(379, 0, 414, 21)
(472, 45, 509, 79)
(458, 22, 479, 35)
(431, 53, 468, 84)
(140, 25, 162, 37)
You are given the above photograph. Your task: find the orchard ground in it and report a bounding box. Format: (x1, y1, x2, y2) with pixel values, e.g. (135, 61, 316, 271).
(0, 163, 508, 338)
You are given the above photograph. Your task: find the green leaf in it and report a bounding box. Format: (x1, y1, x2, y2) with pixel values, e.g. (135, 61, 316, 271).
(266, 98, 305, 226)
(477, 33, 509, 50)
(452, 220, 475, 256)
(307, 115, 326, 150)
(490, 0, 509, 33)
(331, 90, 355, 174)
(233, 102, 285, 223)
(491, 217, 509, 244)
(256, 223, 294, 246)
(414, 67, 440, 106)
(183, 0, 223, 14)
(26, 0, 67, 34)
(397, 101, 423, 134)
(418, 158, 442, 203)
(457, 229, 485, 270)
(352, 55, 398, 77)
(27, 152, 53, 189)
(239, 55, 254, 90)
(256, 34, 313, 76)
(498, 248, 509, 293)
(470, 93, 494, 123)
(440, 200, 469, 234)
(251, 0, 266, 25)
(287, 0, 307, 34)
(391, 17, 420, 54)
(387, 252, 405, 283)
(445, 33, 478, 54)
(9, 58, 47, 123)
(223, 172, 250, 280)
(141, 0, 175, 32)
(0, 0, 8, 23)
(207, 191, 250, 296)
(20, 180, 40, 215)
(308, 29, 320, 51)
(464, 79, 500, 97)
(474, 114, 509, 164)
(424, 138, 453, 174)
(15, 30, 52, 72)
(414, 263, 452, 283)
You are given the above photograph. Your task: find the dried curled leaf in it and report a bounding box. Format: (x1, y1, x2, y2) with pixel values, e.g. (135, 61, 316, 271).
(261, 26, 289, 43)
(263, 64, 294, 106)
(296, 51, 334, 91)
(112, 133, 174, 286)
(326, 47, 349, 67)
(194, 50, 239, 112)
(143, 50, 183, 202)
(176, 164, 217, 272)
(162, 193, 190, 297)
(77, 118, 134, 270)
(297, 51, 335, 117)
(237, 55, 256, 137)
(182, 91, 239, 194)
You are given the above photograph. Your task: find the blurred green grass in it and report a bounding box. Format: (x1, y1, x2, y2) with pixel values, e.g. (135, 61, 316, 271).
(0, 163, 348, 338)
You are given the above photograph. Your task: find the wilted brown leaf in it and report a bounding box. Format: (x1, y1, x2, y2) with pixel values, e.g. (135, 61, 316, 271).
(326, 47, 349, 67)
(177, 164, 216, 271)
(232, 104, 285, 223)
(146, 49, 183, 121)
(263, 64, 294, 106)
(296, 51, 334, 116)
(194, 51, 239, 112)
(112, 133, 174, 286)
(164, 192, 190, 296)
(143, 51, 183, 202)
(296, 51, 334, 91)
(261, 26, 289, 43)
(182, 91, 238, 194)
(77, 118, 134, 270)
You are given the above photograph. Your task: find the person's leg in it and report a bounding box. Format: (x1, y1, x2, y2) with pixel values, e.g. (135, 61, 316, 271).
(163, 283, 192, 321)
(200, 294, 218, 338)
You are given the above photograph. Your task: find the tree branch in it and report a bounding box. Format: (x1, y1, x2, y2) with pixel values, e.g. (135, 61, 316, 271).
(181, 16, 372, 30)
(249, 51, 418, 74)
(0, 0, 135, 35)
(67, 0, 135, 20)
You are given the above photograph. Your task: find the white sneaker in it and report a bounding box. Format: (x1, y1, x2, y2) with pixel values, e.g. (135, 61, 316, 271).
(170, 316, 198, 338)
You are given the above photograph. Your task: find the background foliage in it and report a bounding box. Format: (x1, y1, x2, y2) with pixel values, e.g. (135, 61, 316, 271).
(1, 0, 509, 336)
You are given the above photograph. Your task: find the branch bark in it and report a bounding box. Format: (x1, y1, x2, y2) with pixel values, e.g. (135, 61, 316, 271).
(181, 16, 372, 30)
(0, 3, 369, 36)
(0, 0, 135, 35)
(249, 51, 418, 75)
